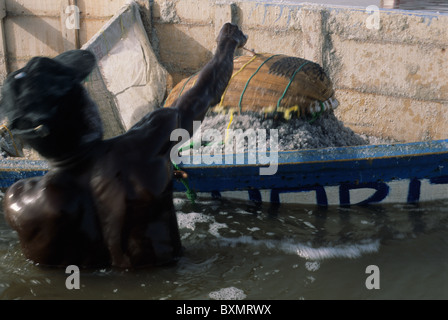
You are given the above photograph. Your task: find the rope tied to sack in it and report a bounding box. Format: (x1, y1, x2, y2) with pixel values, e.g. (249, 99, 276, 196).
(238, 54, 280, 114)
(308, 101, 326, 124)
(276, 61, 311, 113)
(172, 161, 197, 204)
(219, 54, 259, 109)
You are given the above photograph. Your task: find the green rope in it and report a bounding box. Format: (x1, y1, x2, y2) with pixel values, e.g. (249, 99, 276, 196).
(238, 54, 280, 113)
(178, 73, 196, 98)
(172, 162, 197, 204)
(178, 141, 196, 153)
(308, 101, 325, 124)
(174, 136, 227, 204)
(276, 61, 310, 113)
(178, 140, 221, 153)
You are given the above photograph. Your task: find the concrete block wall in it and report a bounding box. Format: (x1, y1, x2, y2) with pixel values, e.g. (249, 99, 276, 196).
(325, 7, 448, 142)
(151, 0, 448, 142)
(0, 0, 446, 143)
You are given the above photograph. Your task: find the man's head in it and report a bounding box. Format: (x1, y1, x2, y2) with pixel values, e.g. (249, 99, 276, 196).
(0, 50, 103, 160)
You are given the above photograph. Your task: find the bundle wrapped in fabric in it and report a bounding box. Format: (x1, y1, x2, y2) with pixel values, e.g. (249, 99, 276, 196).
(164, 53, 338, 119)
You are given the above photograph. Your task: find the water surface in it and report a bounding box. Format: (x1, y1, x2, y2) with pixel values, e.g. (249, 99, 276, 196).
(1, 195, 446, 300)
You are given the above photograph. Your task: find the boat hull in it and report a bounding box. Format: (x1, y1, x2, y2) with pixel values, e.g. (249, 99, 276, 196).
(2, 139, 448, 206)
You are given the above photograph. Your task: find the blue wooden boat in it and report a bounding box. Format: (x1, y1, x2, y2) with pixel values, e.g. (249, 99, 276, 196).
(2, 138, 448, 206)
(1, 2, 448, 207)
(173, 139, 448, 206)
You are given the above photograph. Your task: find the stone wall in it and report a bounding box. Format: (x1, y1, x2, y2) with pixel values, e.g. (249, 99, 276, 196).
(1, 0, 447, 142)
(151, 0, 448, 142)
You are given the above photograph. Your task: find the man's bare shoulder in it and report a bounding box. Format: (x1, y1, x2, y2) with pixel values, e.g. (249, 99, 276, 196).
(3, 172, 78, 230)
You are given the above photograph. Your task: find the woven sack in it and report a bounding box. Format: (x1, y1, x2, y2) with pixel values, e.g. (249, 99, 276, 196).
(164, 53, 338, 119)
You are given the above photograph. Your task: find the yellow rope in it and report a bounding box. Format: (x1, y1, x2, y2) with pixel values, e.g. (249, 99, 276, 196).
(283, 105, 300, 120)
(0, 124, 21, 156)
(224, 110, 235, 144)
(218, 54, 259, 109)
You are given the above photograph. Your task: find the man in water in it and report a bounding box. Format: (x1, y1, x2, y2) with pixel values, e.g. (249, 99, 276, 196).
(0, 23, 247, 268)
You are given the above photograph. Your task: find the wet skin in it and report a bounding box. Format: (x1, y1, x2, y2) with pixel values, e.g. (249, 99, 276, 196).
(2, 23, 247, 268)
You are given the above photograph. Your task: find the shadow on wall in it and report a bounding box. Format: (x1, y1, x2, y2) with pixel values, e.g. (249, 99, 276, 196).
(151, 1, 219, 89)
(154, 25, 215, 89)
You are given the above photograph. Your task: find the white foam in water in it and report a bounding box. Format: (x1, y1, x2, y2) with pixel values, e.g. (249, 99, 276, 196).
(176, 212, 213, 231)
(173, 198, 187, 211)
(279, 239, 380, 260)
(303, 221, 316, 229)
(177, 211, 229, 236)
(219, 236, 380, 260)
(209, 287, 247, 300)
(177, 212, 380, 260)
(305, 261, 321, 272)
(208, 222, 228, 237)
